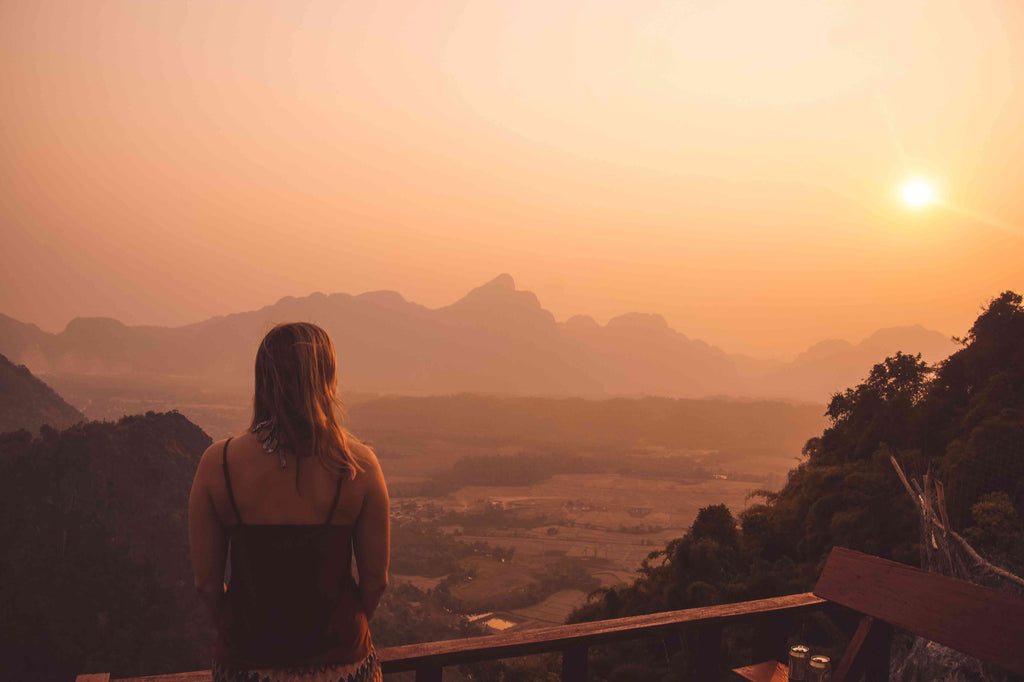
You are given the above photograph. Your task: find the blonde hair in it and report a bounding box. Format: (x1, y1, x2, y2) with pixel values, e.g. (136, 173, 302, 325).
(250, 322, 363, 479)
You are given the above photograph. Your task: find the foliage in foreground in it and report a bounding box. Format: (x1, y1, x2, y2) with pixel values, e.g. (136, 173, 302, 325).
(568, 291, 1024, 681)
(0, 412, 213, 681)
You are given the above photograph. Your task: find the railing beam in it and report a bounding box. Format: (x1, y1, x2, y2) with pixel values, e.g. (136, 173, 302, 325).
(81, 593, 827, 682)
(562, 645, 588, 682)
(380, 593, 823, 674)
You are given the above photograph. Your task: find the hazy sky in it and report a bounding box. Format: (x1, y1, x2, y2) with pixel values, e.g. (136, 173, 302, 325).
(2, 0, 1022, 358)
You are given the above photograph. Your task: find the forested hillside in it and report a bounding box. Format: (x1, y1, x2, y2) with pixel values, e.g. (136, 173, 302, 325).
(0, 412, 212, 681)
(568, 291, 1024, 680)
(0, 411, 490, 680)
(0, 353, 83, 433)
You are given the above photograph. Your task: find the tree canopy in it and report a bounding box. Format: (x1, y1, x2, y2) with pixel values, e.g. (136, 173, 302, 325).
(569, 291, 1024, 680)
(0, 412, 212, 681)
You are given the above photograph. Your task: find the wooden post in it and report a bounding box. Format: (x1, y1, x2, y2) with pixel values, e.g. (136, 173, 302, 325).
(661, 626, 683, 660)
(833, 616, 894, 682)
(694, 622, 723, 680)
(562, 644, 588, 682)
(752, 611, 790, 664)
(415, 666, 443, 682)
(864, 620, 893, 681)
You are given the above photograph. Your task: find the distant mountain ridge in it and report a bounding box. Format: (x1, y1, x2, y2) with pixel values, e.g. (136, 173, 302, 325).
(0, 275, 958, 403)
(0, 353, 84, 433)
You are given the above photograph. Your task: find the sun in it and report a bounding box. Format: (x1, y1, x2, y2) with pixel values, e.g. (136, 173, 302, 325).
(900, 178, 936, 209)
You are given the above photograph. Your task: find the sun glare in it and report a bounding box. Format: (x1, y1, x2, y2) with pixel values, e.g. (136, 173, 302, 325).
(900, 178, 936, 209)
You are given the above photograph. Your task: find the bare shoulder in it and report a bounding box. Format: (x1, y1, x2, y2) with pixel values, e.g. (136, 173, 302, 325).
(190, 438, 230, 505)
(196, 438, 229, 479)
(349, 439, 385, 485)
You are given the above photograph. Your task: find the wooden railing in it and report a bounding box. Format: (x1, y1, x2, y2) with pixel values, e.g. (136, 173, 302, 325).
(75, 592, 825, 682)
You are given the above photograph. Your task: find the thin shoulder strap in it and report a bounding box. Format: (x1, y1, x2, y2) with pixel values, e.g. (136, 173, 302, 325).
(324, 475, 344, 525)
(222, 438, 243, 525)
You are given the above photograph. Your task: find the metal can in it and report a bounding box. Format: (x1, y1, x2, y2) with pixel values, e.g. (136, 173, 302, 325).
(787, 645, 810, 680)
(807, 655, 831, 682)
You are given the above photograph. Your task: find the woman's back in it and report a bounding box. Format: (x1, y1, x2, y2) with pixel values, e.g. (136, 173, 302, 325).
(213, 432, 369, 527)
(189, 322, 389, 682)
(215, 436, 374, 668)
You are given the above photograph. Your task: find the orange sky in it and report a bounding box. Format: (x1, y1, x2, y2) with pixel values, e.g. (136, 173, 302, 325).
(2, 0, 1022, 358)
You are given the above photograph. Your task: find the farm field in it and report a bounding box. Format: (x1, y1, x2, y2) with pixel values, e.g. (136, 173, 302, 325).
(448, 473, 762, 532)
(511, 589, 589, 627)
(392, 473, 768, 632)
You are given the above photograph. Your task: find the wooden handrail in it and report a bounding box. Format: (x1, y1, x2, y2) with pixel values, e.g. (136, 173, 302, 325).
(380, 592, 823, 672)
(77, 592, 825, 682)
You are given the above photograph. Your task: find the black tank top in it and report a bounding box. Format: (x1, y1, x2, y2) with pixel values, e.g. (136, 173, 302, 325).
(216, 438, 371, 667)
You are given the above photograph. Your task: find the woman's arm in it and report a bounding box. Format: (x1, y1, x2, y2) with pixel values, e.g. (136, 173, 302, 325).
(352, 449, 390, 619)
(188, 442, 228, 623)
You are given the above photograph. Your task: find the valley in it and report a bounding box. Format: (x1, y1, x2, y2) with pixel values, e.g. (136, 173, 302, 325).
(36, 374, 820, 640)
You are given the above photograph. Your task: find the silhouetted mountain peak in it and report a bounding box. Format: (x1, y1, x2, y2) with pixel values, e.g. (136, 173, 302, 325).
(795, 338, 856, 363)
(0, 353, 83, 433)
(445, 275, 542, 312)
(0, 314, 48, 362)
(483, 273, 516, 292)
(793, 325, 955, 368)
(356, 290, 408, 307)
(62, 317, 129, 336)
(0, 313, 43, 334)
(607, 312, 670, 331)
(440, 275, 556, 334)
(271, 292, 330, 308)
(562, 315, 601, 332)
(461, 274, 539, 305)
(59, 318, 143, 359)
(862, 324, 946, 348)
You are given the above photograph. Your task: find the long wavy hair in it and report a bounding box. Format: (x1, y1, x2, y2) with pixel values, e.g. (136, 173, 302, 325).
(250, 322, 363, 479)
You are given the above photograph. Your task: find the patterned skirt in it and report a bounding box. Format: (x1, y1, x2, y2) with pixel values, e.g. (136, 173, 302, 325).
(212, 647, 381, 682)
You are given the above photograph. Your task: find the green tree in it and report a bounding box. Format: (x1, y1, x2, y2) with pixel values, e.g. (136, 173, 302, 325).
(569, 291, 1024, 680)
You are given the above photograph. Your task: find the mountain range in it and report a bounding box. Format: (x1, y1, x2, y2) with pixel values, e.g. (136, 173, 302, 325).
(0, 274, 958, 403)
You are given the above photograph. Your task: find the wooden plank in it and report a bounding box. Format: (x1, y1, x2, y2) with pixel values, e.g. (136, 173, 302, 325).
(102, 595, 823, 681)
(561, 645, 588, 682)
(76, 676, 111, 682)
(814, 547, 1024, 676)
(379, 593, 824, 673)
(732, 661, 787, 682)
(111, 673, 212, 682)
